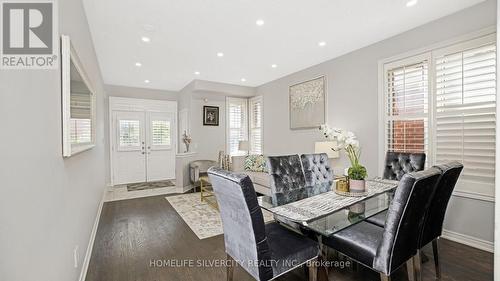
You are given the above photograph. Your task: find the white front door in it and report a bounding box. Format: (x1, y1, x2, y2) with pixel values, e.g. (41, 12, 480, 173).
(113, 111, 147, 185)
(146, 111, 176, 181)
(112, 110, 177, 185)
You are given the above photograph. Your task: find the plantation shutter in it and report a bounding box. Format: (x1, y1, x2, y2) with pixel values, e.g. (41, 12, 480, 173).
(249, 96, 263, 154)
(226, 97, 248, 156)
(385, 59, 430, 160)
(434, 42, 496, 189)
(70, 81, 93, 144)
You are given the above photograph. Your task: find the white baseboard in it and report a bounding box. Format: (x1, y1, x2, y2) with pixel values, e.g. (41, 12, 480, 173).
(183, 184, 194, 193)
(78, 189, 106, 281)
(442, 229, 494, 253)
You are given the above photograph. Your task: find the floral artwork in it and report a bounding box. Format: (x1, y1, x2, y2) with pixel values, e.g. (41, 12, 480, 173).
(289, 76, 326, 129)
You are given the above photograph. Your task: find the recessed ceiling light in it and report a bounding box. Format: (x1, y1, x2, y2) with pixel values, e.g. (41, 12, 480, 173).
(194, 71, 200, 75)
(135, 62, 142, 67)
(318, 41, 326, 47)
(141, 36, 151, 43)
(241, 78, 246, 82)
(271, 64, 277, 68)
(144, 79, 150, 83)
(406, 0, 417, 7)
(256, 19, 265, 26)
(217, 52, 224, 57)
(142, 24, 156, 32)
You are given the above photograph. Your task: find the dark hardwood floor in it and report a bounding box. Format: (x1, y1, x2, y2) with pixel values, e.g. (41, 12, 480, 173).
(86, 195, 493, 281)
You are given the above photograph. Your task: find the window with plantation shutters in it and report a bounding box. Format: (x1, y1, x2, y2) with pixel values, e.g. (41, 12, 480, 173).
(385, 58, 430, 160)
(434, 40, 496, 193)
(226, 97, 248, 156)
(249, 96, 263, 154)
(382, 34, 496, 199)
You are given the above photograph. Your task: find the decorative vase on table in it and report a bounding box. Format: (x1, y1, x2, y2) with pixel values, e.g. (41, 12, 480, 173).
(319, 124, 368, 193)
(349, 179, 365, 193)
(182, 130, 192, 153)
(348, 164, 367, 193)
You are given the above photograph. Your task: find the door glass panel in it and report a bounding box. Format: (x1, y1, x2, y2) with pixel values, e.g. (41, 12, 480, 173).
(151, 120, 171, 146)
(119, 120, 140, 147)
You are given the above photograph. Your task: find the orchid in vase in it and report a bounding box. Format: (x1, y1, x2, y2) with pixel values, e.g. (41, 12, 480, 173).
(319, 124, 367, 192)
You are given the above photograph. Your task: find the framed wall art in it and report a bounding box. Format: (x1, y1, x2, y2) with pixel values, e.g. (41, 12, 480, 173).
(203, 106, 219, 126)
(289, 76, 326, 129)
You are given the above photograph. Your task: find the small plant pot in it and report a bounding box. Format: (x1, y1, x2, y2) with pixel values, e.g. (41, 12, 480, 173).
(349, 202, 366, 215)
(349, 179, 366, 193)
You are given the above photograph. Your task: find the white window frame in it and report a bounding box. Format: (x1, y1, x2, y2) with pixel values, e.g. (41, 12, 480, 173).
(378, 27, 496, 202)
(249, 96, 264, 154)
(226, 97, 249, 156)
(383, 53, 433, 166)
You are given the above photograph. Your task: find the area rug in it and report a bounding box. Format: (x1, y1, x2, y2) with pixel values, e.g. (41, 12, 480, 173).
(127, 180, 175, 191)
(166, 193, 274, 240)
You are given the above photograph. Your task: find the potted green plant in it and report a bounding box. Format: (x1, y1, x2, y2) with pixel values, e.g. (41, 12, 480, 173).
(319, 124, 368, 192)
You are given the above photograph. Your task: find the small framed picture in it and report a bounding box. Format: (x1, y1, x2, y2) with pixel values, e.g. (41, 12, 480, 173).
(203, 106, 219, 126)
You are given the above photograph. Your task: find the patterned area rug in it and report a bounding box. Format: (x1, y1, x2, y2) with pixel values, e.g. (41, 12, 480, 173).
(166, 193, 274, 240)
(127, 180, 175, 191)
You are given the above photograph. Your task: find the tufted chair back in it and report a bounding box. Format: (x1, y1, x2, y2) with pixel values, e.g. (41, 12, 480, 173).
(207, 167, 273, 281)
(267, 155, 307, 206)
(373, 168, 441, 275)
(300, 153, 334, 197)
(383, 152, 426, 180)
(420, 162, 463, 247)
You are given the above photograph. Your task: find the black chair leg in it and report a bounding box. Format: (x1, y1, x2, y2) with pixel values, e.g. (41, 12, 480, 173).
(226, 254, 234, 281)
(380, 273, 391, 281)
(406, 258, 415, 281)
(413, 250, 422, 281)
(307, 258, 318, 281)
(432, 238, 441, 279)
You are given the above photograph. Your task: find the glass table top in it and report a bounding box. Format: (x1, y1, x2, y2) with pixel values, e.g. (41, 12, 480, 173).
(305, 192, 391, 236)
(258, 188, 394, 237)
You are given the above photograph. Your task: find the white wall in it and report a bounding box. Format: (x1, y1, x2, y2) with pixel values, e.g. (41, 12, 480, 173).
(0, 0, 107, 281)
(180, 80, 255, 161)
(257, 0, 496, 245)
(105, 84, 178, 101)
(190, 94, 227, 160)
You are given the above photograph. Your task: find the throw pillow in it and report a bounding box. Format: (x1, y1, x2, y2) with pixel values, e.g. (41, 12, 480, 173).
(244, 155, 267, 172)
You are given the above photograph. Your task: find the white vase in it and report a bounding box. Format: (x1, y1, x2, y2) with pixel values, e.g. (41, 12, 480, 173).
(349, 179, 366, 193)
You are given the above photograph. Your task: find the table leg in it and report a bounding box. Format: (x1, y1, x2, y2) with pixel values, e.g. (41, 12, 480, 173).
(200, 180, 203, 202)
(316, 235, 329, 281)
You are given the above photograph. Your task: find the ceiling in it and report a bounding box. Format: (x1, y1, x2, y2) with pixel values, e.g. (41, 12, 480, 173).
(83, 0, 485, 91)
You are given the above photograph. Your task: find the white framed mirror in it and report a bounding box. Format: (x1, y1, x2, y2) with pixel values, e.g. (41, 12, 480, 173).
(61, 35, 96, 157)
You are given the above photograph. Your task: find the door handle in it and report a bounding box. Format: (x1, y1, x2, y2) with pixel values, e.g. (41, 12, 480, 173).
(141, 151, 145, 154)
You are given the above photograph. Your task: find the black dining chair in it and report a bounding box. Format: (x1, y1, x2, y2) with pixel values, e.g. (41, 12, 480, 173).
(366, 151, 426, 226)
(267, 155, 308, 206)
(383, 152, 426, 180)
(418, 161, 463, 279)
(207, 167, 320, 281)
(322, 168, 442, 281)
(301, 153, 334, 197)
(366, 162, 463, 280)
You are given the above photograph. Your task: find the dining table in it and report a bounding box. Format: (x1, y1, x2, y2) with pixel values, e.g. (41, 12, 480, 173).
(257, 177, 399, 281)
